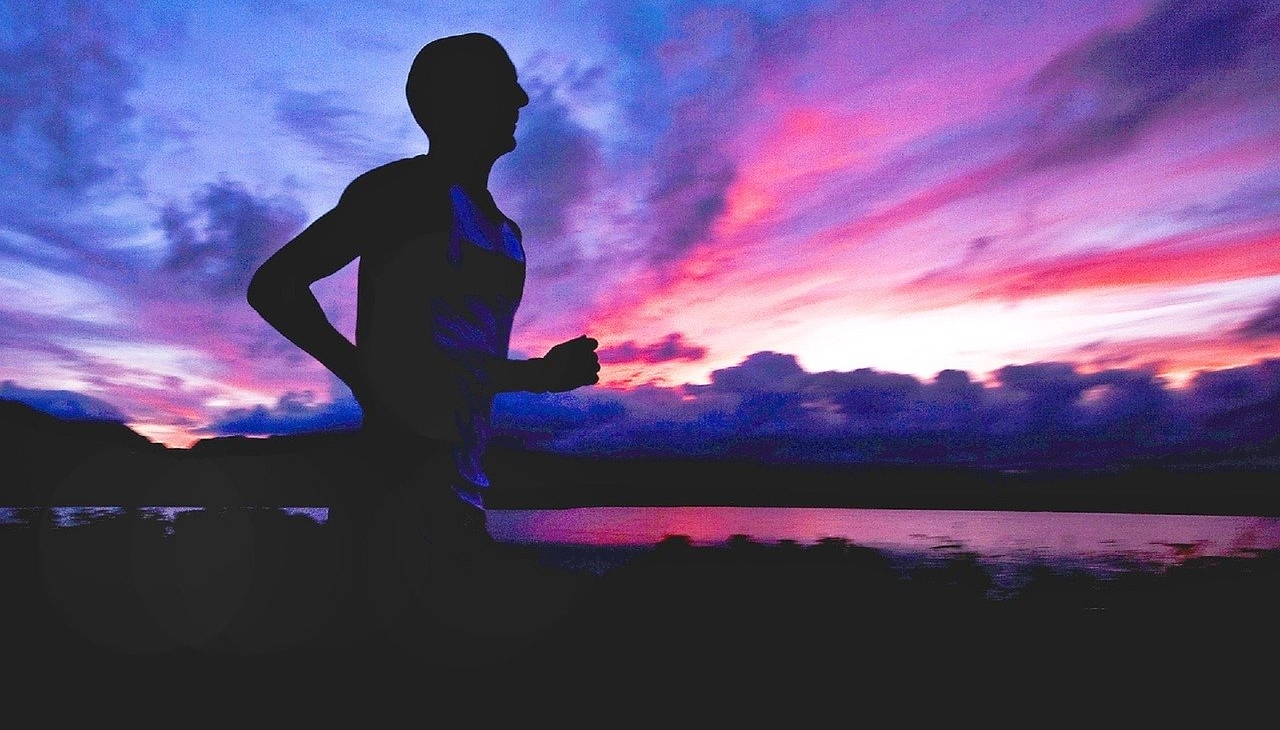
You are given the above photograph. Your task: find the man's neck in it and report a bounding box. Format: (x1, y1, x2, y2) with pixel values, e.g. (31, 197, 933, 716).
(424, 148, 497, 193)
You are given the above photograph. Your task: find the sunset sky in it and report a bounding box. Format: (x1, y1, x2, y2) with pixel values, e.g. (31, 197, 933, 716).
(2, 0, 1278, 462)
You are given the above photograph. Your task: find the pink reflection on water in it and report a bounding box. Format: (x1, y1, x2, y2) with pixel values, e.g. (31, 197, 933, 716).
(487, 507, 1280, 565)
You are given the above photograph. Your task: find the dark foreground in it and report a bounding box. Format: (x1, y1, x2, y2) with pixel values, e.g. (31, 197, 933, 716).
(3, 508, 1278, 719)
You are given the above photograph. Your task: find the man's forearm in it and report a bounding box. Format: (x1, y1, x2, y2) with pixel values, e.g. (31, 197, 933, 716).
(249, 285, 360, 386)
(489, 336, 600, 393)
(489, 357, 551, 393)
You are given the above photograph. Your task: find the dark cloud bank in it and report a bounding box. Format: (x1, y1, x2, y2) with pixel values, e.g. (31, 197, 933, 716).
(170, 351, 1280, 470)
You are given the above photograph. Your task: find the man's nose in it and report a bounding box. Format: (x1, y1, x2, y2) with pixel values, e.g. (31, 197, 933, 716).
(516, 84, 529, 108)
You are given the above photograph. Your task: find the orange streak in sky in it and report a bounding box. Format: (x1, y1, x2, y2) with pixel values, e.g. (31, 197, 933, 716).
(1069, 333, 1280, 387)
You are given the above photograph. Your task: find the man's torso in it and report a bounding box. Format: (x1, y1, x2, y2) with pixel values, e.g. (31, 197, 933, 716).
(343, 156, 525, 505)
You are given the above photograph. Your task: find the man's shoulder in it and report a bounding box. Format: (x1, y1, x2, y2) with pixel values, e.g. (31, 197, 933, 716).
(337, 156, 451, 241)
(343, 155, 440, 201)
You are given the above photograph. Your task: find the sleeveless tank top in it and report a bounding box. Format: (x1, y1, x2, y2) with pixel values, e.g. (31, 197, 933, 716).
(360, 184, 525, 508)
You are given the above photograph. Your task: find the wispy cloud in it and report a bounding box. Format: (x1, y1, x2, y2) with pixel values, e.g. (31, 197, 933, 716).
(274, 89, 385, 168)
(0, 1, 142, 193)
(1237, 296, 1280, 339)
(493, 65, 606, 284)
(1021, 0, 1280, 172)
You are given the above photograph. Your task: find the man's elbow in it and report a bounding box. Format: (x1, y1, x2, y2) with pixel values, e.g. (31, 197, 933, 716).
(246, 273, 269, 311)
(246, 267, 287, 314)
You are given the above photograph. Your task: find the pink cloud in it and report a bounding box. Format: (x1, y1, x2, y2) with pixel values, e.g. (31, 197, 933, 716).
(901, 225, 1280, 306)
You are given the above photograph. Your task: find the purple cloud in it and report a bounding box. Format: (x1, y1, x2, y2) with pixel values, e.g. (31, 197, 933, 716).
(0, 2, 141, 193)
(705, 351, 808, 393)
(594, 3, 823, 273)
(598, 332, 707, 364)
(0, 1, 183, 285)
(809, 368, 923, 422)
(484, 353, 1280, 467)
(274, 89, 384, 168)
(491, 66, 605, 280)
(159, 181, 307, 300)
(203, 389, 361, 437)
(1236, 296, 1280, 340)
(25, 347, 1280, 469)
(1023, 0, 1280, 170)
(1181, 359, 1280, 447)
(1179, 174, 1280, 227)
(992, 362, 1092, 429)
(0, 307, 123, 358)
(636, 9, 769, 269)
(1181, 359, 1280, 414)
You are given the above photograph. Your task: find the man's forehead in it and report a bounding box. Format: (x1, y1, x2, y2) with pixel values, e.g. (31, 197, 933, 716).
(435, 51, 515, 79)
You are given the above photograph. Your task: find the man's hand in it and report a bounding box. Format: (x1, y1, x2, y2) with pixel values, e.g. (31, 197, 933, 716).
(540, 335, 600, 392)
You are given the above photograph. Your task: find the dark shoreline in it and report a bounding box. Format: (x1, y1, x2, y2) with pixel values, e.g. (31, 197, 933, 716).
(9, 438, 1280, 517)
(5, 400, 1278, 516)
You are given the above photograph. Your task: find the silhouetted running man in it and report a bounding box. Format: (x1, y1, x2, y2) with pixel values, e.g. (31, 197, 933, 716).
(247, 33, 600, 628)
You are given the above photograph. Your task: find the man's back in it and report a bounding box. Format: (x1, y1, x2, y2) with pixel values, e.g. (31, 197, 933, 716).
(340, 155, 455, 439)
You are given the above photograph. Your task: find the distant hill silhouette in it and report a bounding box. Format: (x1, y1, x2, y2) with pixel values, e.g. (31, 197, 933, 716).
(187, 428, 361, 457)
(0, 398, 157, 450)
(0, 399, 167, 506)
(1, 397, 1276, 514)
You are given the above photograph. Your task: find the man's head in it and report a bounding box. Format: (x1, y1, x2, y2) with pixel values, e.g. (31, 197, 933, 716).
(406, 33, 529, 157)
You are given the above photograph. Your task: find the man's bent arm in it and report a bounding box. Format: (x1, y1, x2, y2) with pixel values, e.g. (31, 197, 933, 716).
(246, 208, 364, 392)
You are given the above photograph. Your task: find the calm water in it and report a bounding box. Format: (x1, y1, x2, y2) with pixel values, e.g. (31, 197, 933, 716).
(6, 504, 1278, 580)
(490, 506, 1280, 587)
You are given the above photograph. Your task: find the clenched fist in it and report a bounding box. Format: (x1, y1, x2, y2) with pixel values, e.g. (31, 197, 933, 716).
(539, 335, 601, 392)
